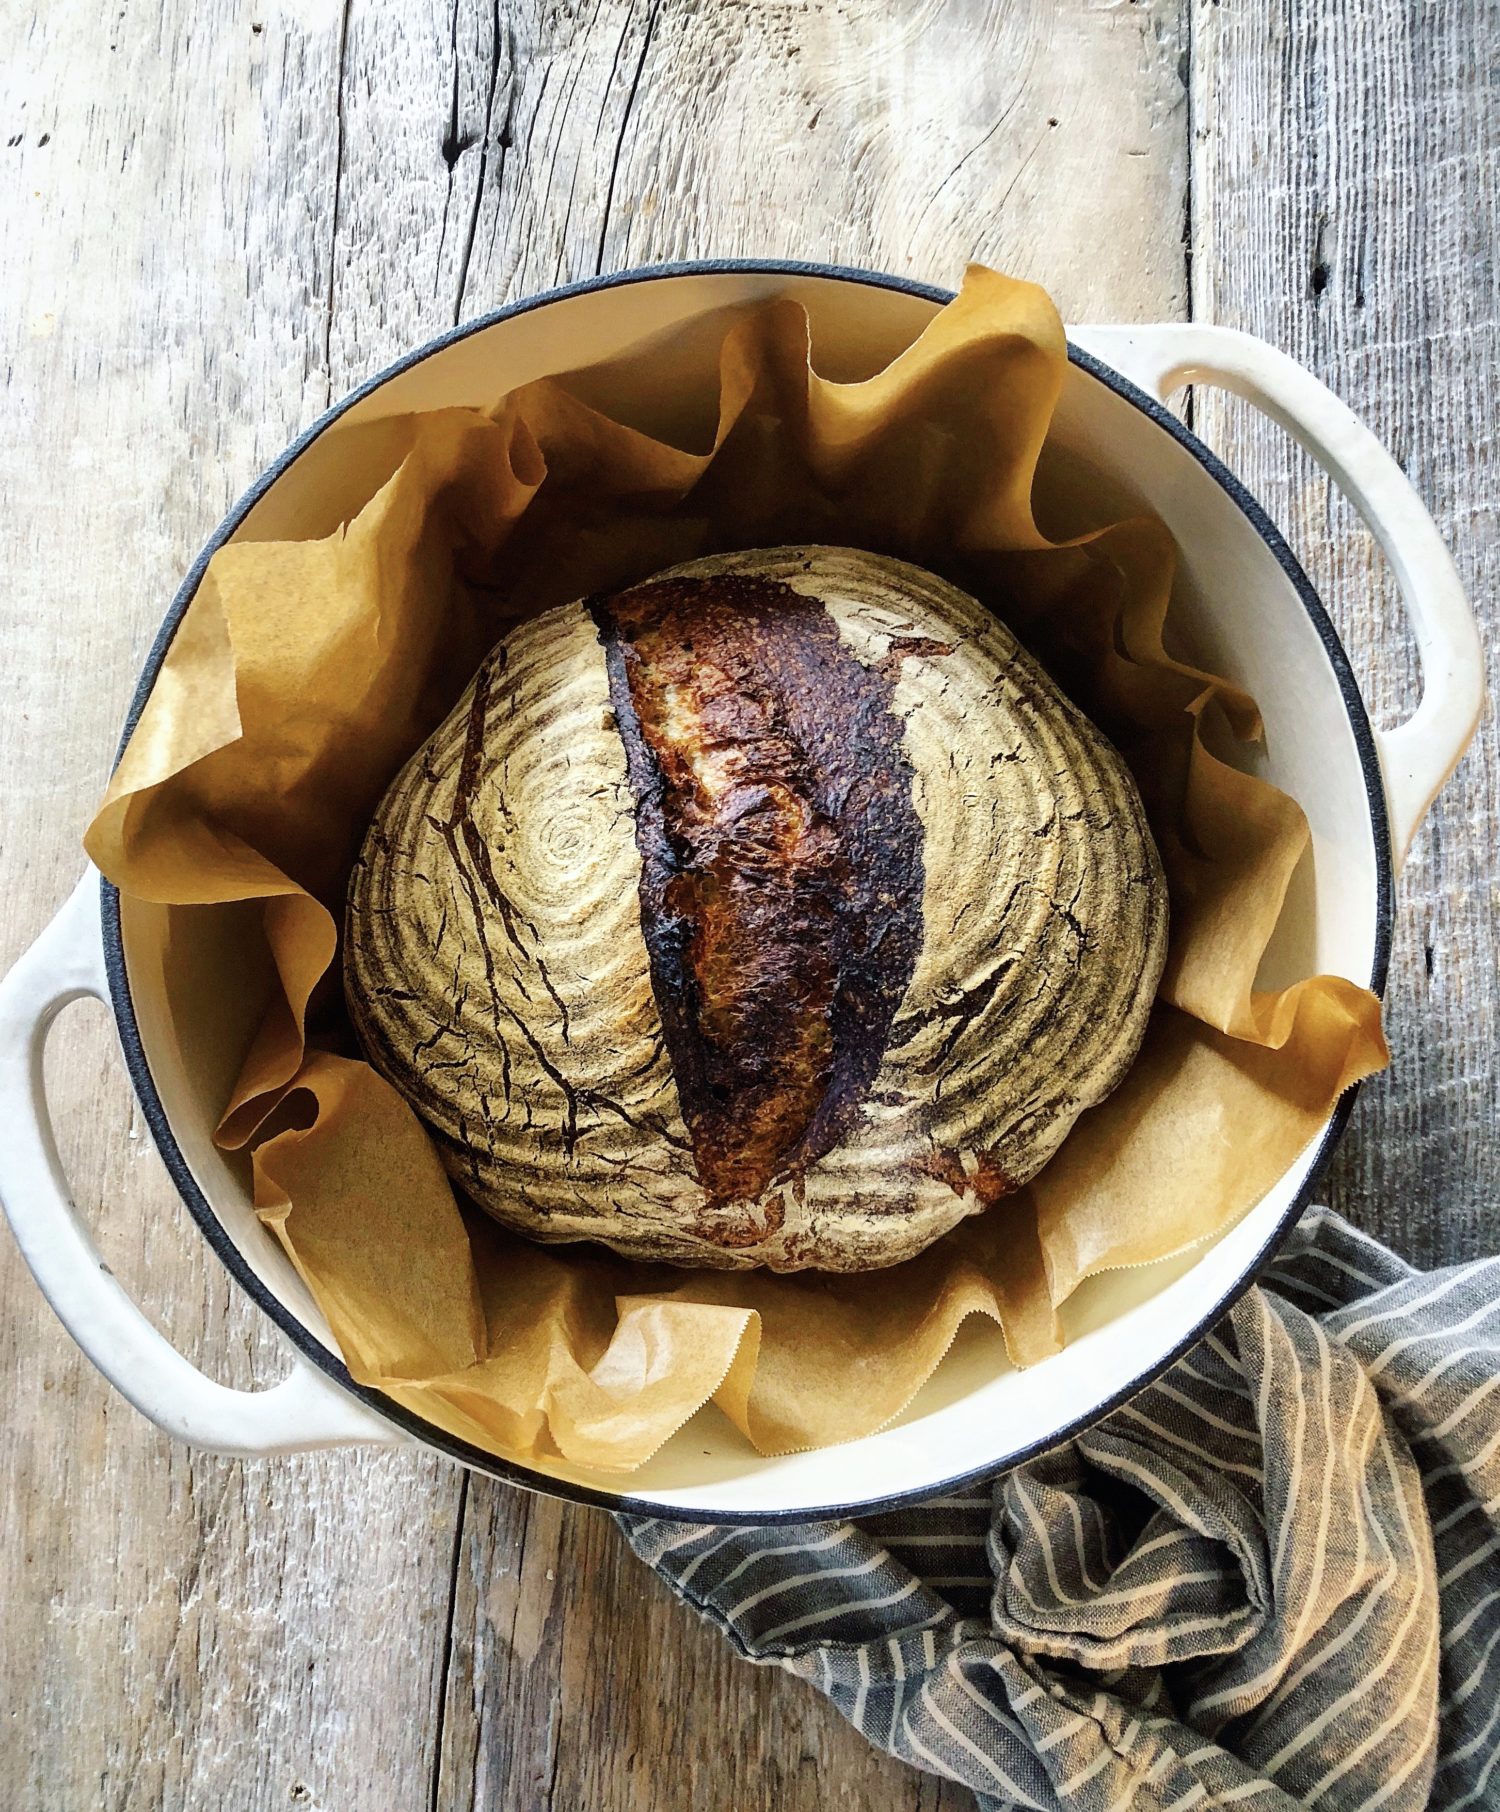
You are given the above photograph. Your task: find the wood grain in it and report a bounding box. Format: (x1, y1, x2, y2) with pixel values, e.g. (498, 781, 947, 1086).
(0, 5, 466, 1810)
(10, 0, 1492, 1808)
(436, 1478, 966, 1812)
(402, 2, 1189, 1802)
(1191, 0, 1500, 1269)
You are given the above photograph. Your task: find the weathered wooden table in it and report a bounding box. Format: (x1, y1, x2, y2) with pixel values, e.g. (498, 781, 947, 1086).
(3, 3, 1495, 1806)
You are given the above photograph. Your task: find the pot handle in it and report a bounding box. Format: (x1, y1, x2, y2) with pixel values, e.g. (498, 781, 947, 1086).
(1069, 323, 1483, 871)
(0, 873, 405, 1456)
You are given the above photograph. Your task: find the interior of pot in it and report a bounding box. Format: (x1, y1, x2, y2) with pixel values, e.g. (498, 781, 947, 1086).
(114, 269, 1386, 1516)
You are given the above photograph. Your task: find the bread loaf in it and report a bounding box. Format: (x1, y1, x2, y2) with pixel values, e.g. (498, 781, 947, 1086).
(344, 547, 1167, 1271)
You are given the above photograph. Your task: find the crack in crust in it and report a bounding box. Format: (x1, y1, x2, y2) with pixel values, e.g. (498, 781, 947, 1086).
(424, 649, 584, 1156)
(592, 575, 927, 1206)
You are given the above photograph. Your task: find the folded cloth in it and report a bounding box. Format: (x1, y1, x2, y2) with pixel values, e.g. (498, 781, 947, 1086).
(621, 1208, 1500, 1810)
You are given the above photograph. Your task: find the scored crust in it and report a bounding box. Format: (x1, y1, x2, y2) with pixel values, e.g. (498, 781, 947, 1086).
(592, 573, 932, 1212)
(345, 547, 1168, 1272)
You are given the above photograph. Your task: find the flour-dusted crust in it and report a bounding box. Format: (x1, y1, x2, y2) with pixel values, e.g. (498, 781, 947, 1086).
(345, 547, 1168, 1271)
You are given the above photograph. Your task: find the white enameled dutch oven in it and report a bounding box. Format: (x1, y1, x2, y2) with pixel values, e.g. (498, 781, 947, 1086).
(0, 263, 1482, 1522)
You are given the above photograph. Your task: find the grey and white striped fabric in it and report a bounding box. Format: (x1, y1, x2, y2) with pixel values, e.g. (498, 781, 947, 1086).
(621, 1208, 1500, 1809)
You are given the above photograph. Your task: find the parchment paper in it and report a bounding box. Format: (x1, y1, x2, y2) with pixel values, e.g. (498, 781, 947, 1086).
(86, 268, 1387, 1471)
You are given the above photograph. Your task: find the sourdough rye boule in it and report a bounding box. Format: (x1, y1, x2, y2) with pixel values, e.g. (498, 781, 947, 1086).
(344, 547, 1168, 1272)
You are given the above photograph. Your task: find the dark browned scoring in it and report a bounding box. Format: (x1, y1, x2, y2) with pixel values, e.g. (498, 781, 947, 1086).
(591, 573, 926, 1206)
(918, 1148, 1018, 1211)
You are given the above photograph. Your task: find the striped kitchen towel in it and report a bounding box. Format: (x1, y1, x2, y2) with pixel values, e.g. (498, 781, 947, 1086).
(621, 1207, 1500, 1810)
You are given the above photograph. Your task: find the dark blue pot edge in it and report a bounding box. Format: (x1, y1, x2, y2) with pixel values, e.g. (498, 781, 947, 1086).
(97, 257, 1395, 1524)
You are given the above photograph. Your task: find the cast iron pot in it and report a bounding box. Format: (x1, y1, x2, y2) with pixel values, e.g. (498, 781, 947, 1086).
(0, 262, 1481, 1520)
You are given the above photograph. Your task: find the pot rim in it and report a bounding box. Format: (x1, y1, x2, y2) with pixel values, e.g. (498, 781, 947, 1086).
(99, 258, 1395, 1522)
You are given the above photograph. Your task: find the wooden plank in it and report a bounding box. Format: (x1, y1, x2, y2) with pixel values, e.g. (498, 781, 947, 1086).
(1192, 0, 1500, 1268)
(405, 2, 1193, 1806)
(442, 1481, 957, 1812)
(0, 6, 466, 1809)
(336, 0, 1199, 326)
